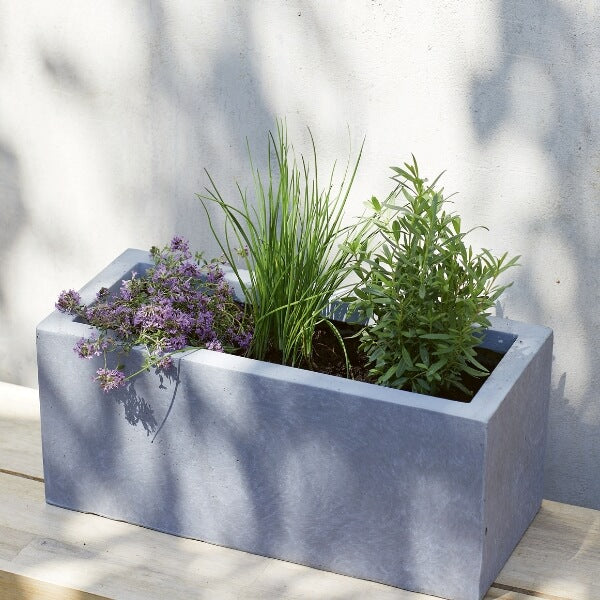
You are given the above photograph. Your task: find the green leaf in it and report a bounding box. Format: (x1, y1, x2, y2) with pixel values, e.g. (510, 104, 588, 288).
(394, 376, 408, 389)
(401, 346, 413, 368)
(462, 364, 488, 377)
(381, 365, 398, 383)
(467, 356, 489, 372)
(428, 359, 447, 375)
(390, 166, 414, 181)
(420, 333, 452, 340)
(419, 345, 429, 365)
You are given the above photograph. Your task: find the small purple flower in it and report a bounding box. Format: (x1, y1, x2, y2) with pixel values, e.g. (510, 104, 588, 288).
(74, 335, 108, 359)
(204, 264, 224, 284)
(119, 280, 133, 301)
(170, 236, 191, 257)
(96, 287, 110, 301)
(165, 334, 187, 351)
(94, 368, 126, 392)
(216, 278, 233, 296)
(205, 339, 224, 352)
(177, 260, 200, 279)
(230, 329, 253, 351)
(195, 310, 215, 340)
(85, 303, 119, 330)
(173, 310, 194, 333)
(56, 289, 81, 313)
(156, 354, 174, 369)
(134, 302, 174, 329)
(151, 264, 168, 282)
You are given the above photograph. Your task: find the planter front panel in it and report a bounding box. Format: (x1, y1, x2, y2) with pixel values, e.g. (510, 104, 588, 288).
(36, 249, 553, 600)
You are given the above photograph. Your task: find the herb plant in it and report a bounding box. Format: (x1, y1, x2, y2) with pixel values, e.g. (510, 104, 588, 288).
(56, 237, 253, 391)
(199, 121, 369, 368)
(349, 157, 519, 397)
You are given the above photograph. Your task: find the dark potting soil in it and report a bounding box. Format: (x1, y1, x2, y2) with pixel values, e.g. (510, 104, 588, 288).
(264, 320, 504, 403)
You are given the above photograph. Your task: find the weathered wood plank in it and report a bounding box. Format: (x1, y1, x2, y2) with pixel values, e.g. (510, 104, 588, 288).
(0, 525, 37, 562)
(0, 570, 108, 600)
(0, 383, 43, 480)
(495, 500, 600, 600)
(486, 588, 559, 600)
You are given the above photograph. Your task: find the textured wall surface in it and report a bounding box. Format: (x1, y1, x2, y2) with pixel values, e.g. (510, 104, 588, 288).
(1, 1, 600, 508)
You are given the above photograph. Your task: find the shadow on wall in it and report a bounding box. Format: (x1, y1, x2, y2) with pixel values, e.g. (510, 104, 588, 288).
(0, 141, 26, 384)
(140, 0, 276, 245)
(470, 0, 600, 508)
(138, 0, 359, 247)
(34, 0, 278, 256)
(41, 45, 95, 98)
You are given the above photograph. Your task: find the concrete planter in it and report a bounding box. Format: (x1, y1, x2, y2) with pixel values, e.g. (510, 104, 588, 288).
(37, 248, 553, 600)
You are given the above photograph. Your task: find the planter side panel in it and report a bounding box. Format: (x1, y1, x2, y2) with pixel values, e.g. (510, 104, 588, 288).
(480, 329, 553, 595)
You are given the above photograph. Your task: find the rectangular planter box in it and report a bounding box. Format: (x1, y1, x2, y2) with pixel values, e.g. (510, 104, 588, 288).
(37, 248, 553, 600)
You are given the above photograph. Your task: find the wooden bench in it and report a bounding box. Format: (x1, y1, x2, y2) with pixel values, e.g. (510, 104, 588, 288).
(1, 382, 598, 599)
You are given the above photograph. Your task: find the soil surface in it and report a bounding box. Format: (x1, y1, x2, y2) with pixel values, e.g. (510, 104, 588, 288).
(263, 320, 504, 403)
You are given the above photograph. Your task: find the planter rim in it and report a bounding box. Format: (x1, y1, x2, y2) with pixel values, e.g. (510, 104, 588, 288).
(38, 247, 553, 425)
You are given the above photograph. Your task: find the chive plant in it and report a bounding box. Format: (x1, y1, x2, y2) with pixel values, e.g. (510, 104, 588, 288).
(199, 121, 368, 368)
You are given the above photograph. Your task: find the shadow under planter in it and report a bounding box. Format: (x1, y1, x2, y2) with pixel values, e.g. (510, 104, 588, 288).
(36, 249, 553, 600)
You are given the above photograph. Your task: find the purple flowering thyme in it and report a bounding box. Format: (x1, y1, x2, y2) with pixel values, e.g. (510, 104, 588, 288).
(56, 289, 82, 313)
(56, 237, 253, 392)
(94, 368, 127, 392)
(74, 334, 112, 359)
(205, 339, 224, 352)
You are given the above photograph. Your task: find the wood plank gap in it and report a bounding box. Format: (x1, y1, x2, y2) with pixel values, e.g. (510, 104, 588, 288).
(491, 583, 573, 600)
(0, 468, 44, 483)
(0, 570, 109, 600)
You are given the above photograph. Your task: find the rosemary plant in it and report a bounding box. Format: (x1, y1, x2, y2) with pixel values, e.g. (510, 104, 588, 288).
(348, 157, 519, 397)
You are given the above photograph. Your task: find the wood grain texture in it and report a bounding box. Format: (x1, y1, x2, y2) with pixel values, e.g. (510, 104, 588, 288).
(0, 570, 108, 600)
(486, 588, 561, 600)
(495, 500, 600, 600)
(0, 383, 43, 479)
(1, 383, 598, 600)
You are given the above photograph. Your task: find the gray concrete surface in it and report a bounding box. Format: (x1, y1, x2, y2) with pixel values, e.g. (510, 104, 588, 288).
(37, 250, 552, 600)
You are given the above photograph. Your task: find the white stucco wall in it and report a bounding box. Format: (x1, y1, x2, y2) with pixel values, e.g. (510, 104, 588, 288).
(1, 0, 599, 509)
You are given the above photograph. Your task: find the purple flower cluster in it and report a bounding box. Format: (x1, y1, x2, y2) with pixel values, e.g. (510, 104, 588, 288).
(56, 237, 254, 392)
(94, 368, 126, 392)
(169, 236, 190, 254)
(55, 289, 81, 313)
(74, 334, 112, 359)
(205, 339, 223, 352)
